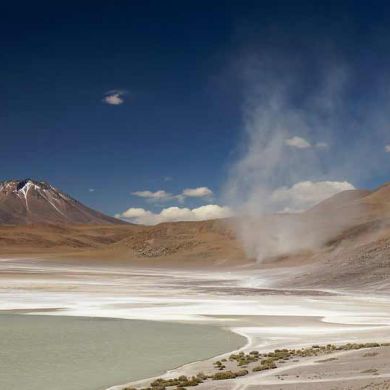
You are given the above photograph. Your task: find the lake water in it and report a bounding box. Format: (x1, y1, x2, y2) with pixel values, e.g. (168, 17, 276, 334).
(0, 314, 244, 390)
(2, 260, 390, 390)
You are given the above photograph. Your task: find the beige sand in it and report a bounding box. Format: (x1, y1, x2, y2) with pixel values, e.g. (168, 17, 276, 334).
(194, 346, 390, 390)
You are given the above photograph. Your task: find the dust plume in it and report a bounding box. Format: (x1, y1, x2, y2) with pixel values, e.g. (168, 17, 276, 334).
(224, 49, 389, 261)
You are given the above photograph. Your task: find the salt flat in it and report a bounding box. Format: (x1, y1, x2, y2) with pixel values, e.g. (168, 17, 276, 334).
(1, 257, 390, 390)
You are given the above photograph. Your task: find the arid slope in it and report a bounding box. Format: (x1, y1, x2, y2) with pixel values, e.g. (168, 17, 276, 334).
(0, 219, 246, 266)
(0, 183, 389, 282)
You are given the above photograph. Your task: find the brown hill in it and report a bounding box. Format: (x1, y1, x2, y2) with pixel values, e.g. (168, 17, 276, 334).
(0, 219, 246, 267)
(306, 189, 372, 215)
(274, 184, 389, 255)
(0, 178, 243, 266)
(83, 219, 246, 266)
(0, 181, 389, 280)
(260, 183, 390, 291)
(0, 179, 125, 225)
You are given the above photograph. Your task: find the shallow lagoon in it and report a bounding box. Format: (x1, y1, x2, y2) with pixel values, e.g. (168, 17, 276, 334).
(0, 314, 244, 390)
(2, 261, 390, 390)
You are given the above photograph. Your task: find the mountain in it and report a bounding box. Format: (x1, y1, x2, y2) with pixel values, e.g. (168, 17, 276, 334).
(0, 180, 389, 290)
(306, 189, 372, 215)
(0, 179, 125, 225)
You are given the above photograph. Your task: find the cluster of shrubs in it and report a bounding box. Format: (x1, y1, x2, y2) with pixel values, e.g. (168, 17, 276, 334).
(290, 342, 385, 358)
(213, 360, 226, 370)
(252, 349, 291, 372)
(228, 350, 261, 366)
(126, 342, 390, 390)
(211, 369, 248, 380)
(252, 342, 388, 373)
(148, 374, 205, 389)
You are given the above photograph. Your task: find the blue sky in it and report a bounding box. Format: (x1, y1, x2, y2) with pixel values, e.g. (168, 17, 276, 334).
(1, 1, 390, 221)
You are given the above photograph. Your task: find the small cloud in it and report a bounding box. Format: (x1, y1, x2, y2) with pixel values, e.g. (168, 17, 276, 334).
(131, 190, 173, 201)
(285, 136, 311, 149)
(116, 204, 233, 225)
(120, 207, 153, 219)
(163, 176, 173, 182)
(385, 145, 390, 153)
(182, 187, 213, 198)
(88, 188, 95, 192)
(102, 90, 126, 105)
(131, 186, 214, 203)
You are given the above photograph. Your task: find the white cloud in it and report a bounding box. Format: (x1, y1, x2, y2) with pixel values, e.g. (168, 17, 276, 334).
(118, 207, 153, 219)
(285, 136, 311, 149)
(88, 188, 95, 192)
(117, 204, 233, 225)
(102, 90, 126, 105)
(271, 180, 355, 212)
(182, 187, 213, 198)
(131, 190, 173, 201)
(385, 145, 390, 153)
(121, 181, 354, 223)
(131, 186, 213, 203)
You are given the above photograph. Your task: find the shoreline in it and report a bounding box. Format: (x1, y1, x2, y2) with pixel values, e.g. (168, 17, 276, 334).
(106, 326, 253, 390)
(2, 260, 390, 389)
(110, 342, 390, 390)
(0, 313, 245, 390)
(103, 310, 390, 389)
(4, 308, 390, 390)
(102, 309, 390, 390)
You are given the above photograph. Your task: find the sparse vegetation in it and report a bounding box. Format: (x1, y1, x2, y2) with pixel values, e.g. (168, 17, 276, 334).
(211, 371, 236, 380)
(126, 342, 389, 390)
(149, 375, 203, 389)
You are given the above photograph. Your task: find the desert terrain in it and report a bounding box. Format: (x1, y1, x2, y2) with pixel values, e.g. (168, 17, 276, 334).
(1, 181, 390, 389)
(3, 257, 390, 390)
(1, 182, 389, 291)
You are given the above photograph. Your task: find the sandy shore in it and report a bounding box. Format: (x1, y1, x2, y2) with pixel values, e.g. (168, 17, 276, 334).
(118, 344, 390, 390)
(194, 346, 390, 390)
(244, 346, 390, 389)
(1, 258, 390, 390)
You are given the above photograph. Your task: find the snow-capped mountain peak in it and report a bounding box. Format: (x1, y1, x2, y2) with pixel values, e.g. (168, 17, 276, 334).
(0, 179, 125, 225)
